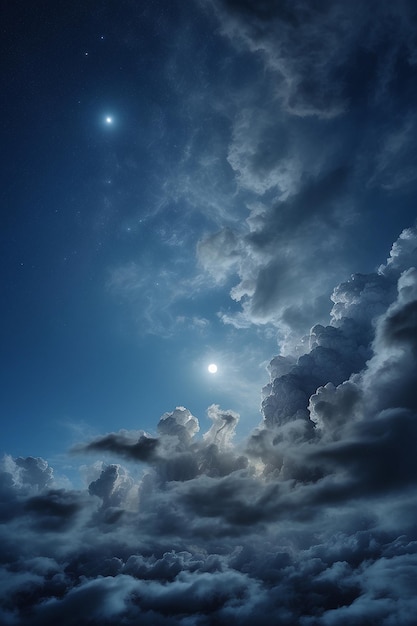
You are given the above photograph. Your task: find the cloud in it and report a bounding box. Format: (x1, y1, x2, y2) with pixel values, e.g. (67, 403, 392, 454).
(204, 403, 239, 447)
(104, 0, 417, 344)
(185, 0, 417, 343)
(2, 226, 417, 623)
(81, 432, 159, 462)
(207, 0, 417, 119)
(196, 160, 356, 334)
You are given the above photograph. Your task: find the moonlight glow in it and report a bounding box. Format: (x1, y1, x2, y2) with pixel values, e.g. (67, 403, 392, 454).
(208, 363, 218, 374)
(105, 116, 113, 124)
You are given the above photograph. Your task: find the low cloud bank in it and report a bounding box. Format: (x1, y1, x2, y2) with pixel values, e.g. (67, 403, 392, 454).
(2, 226, 417, 624)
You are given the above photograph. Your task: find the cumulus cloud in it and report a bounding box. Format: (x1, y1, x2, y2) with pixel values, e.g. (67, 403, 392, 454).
(2, 226, 417, 623)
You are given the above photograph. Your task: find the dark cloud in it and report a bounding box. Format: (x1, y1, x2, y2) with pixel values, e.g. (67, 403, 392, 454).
(25, 489, 84, 531)
(382, 299, 417, 349)
(312, 408, 417, 495)
(81, 432, 159, 462)
(194, 0, 417, 340)
(2, 227, 417, 623)
(209, 0, 417, 118)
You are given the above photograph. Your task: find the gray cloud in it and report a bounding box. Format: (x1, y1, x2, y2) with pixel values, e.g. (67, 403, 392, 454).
(81, 432, 159, 462)
(208, 0, 417, 119)
(2, 227, 417, 623)
(190, 0, 417, 342)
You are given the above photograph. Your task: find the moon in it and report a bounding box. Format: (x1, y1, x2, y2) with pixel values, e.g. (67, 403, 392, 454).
(208, 363, 218, 374)
(105, 116, 113, 124)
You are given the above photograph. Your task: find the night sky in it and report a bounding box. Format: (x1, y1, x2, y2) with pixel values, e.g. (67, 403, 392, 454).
(2, 1, 417, 624)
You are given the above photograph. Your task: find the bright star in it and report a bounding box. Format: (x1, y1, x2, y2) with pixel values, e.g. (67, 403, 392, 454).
(208, 363, 218, 374)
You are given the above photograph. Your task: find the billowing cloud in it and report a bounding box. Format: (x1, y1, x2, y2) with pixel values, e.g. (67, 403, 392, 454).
(2, 226, 417, 623)
(191, 0, 417, 340)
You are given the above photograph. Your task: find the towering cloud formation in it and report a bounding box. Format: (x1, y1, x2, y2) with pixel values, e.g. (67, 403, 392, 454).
(2, 226, 417, 624)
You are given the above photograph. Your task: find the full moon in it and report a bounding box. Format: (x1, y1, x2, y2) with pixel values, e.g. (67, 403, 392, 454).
(105, 116, 113, 124)
(208, 363, 218, 374)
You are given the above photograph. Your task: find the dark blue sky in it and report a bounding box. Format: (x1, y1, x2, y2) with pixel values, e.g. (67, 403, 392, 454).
(2, 1, 417, 624)
(1, 0, 273, 459)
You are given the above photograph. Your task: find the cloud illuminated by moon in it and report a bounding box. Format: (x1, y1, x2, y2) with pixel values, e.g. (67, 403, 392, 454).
(208, 363, 217, 374)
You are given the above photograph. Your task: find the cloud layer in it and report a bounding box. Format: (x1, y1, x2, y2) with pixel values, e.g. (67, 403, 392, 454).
(2, 225, 417, 624)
